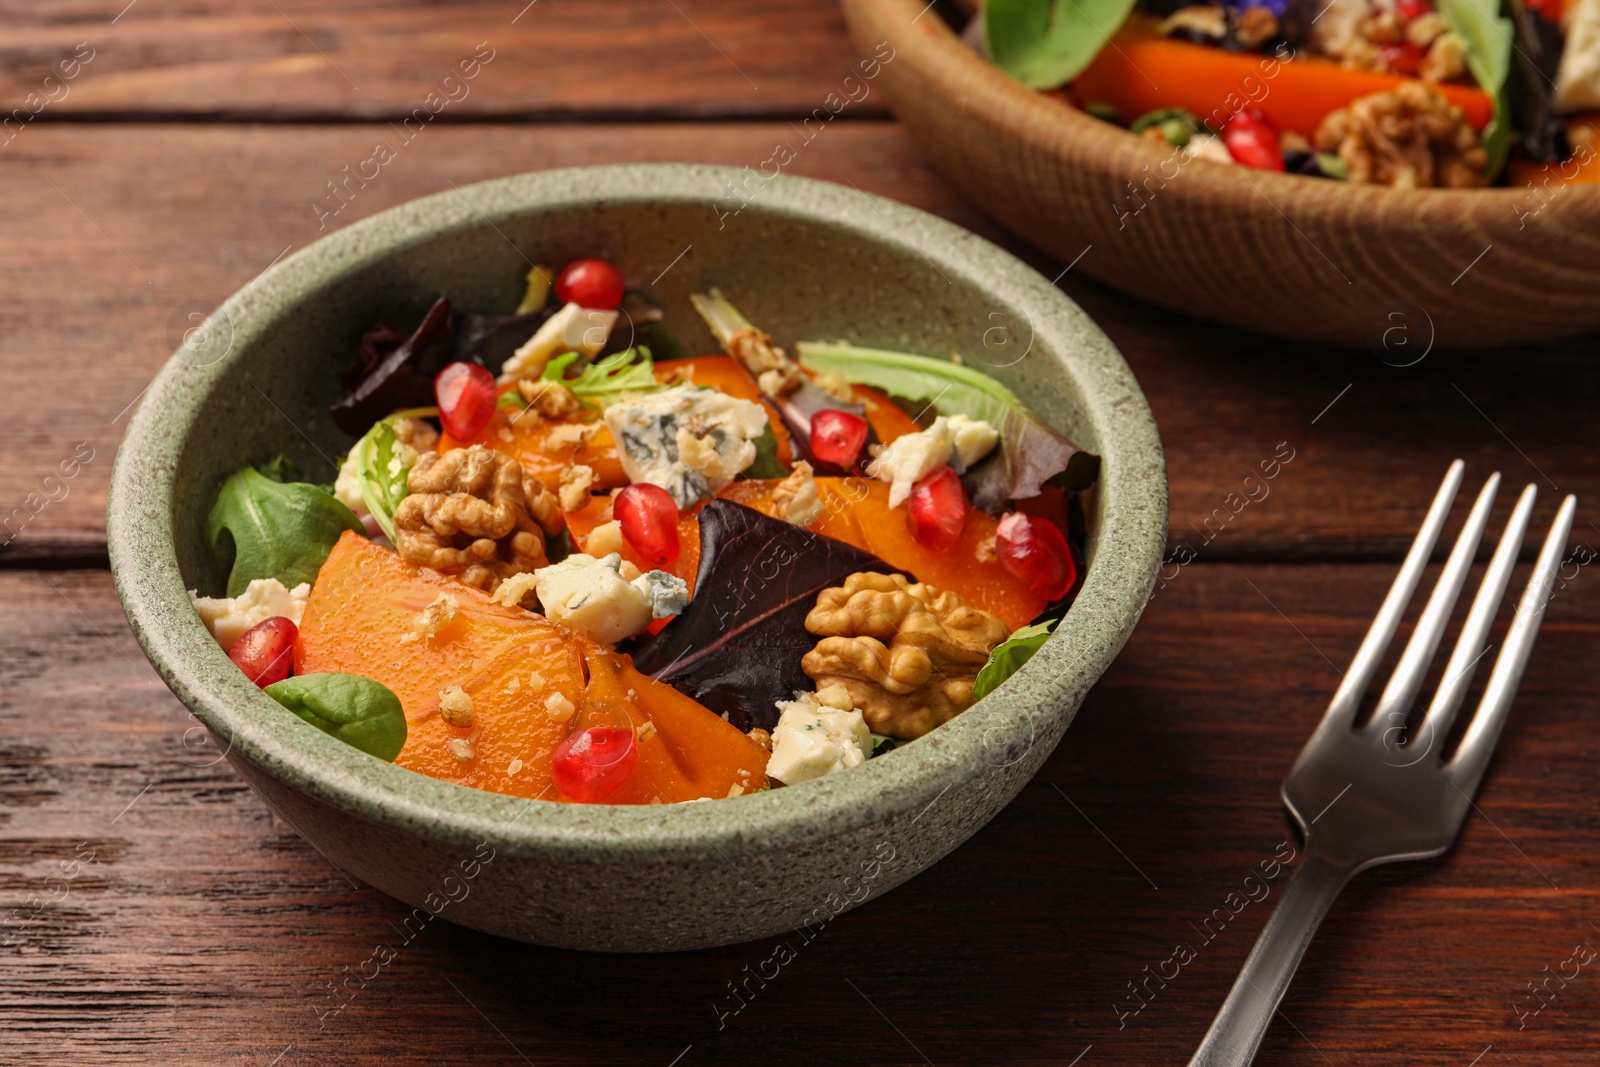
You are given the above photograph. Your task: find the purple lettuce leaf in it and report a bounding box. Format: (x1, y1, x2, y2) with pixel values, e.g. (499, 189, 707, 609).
(629, 499, 897, 731)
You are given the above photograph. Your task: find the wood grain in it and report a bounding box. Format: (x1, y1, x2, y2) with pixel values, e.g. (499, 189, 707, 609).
(1, 123, 1595, 563)
(841, 0, 1600, 347)
(0, 0, 889, 121)
(3, 565, 1595, 1064)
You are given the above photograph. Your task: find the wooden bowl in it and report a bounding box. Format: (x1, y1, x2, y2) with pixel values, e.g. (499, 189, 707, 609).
(840, 0, 1600, 348)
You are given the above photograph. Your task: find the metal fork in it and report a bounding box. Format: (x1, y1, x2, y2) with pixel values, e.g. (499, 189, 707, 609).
(1189, 461, 1578, 1067)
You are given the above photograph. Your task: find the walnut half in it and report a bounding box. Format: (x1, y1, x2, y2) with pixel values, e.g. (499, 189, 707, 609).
(1314, 82, 1488, 189)
(394, 444, 565, 592)
(801, 572, 1011, 740)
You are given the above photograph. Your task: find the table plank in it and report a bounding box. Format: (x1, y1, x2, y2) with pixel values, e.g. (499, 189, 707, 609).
(2, 123, 1595, 565)
(3, 564, 1594, 1064)
(0, 1, 889, 120)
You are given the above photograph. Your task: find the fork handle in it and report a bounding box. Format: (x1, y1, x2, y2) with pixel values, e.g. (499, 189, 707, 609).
(1187, 851, 1355, 1067)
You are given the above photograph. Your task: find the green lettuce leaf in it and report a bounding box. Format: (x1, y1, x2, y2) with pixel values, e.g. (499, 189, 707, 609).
(973, 620, 1058, 701)
(206, 465, 364, 597)
(1439, 0, 1514, 177)
(540, 347, 663, 412)
(795, 340, 1098, 512)
(985, 0, 1140, 90)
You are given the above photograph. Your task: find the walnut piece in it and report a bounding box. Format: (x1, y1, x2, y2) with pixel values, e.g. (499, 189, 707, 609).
(1314, 83, 1488, 188)
(1420, 32, 1467, 83)
(801, 572, 1011, 740)
(727, 327, 803, 397)
(515, 378, 584, 421)
(558, 464, 595, 512)
(1234, 5, 1279, 48)
(394, 445, 565, 592)
(771, 459, 823, 526)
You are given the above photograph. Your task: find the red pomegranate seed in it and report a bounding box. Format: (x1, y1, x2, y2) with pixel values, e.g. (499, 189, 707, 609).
(435, 361, 498, 440)
(996, 512, 1077, 600)
(228, 616, 298, 688)
(1396, 0, 1433, 18)
(810, 409, 869, 468)
(552, 727, 639, 802)
(615, 483, 681, 564)
(1380, 42, 1426, 76)
(1221, 110, 1285, 171)
(906, 466, 967, 551)
(553, 258, 626, 310)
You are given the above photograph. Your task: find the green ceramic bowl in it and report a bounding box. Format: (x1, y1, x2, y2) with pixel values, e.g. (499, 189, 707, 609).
(109, 164, 1166, 951)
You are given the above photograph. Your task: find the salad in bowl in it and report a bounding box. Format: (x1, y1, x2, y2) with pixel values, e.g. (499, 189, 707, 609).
(190, 255, 1099, 808)
(977, 0, 1600, 188)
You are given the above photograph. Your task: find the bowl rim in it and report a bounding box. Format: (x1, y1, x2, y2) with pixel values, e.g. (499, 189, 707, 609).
(108, 163, 1167, 860)
(852, 0, 1600, 208)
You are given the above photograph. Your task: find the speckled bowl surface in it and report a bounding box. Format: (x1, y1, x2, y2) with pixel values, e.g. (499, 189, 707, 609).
(109, 164, 1167, 951)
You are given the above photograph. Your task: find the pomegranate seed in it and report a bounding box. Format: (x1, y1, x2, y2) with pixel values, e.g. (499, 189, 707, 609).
(552, 727, 638, 802)
(1222, 110, 1285, 171)
(996, 512, 1077, 600)
(553, 258, 626, 310)
(1380, 42, 1426, 76)
(906, 466, 967, 551)
(1396, 0, 1433, 18)
(809, 409, 869, 468)
(228, 616, 298, 688)
(434, 361, 497, 440)
(615, 484, 681, 564)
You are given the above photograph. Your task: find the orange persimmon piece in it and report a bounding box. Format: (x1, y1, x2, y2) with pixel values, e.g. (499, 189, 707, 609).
(853, 384, 923, 446)
(1071, 26, 1493, 135)
(295, 532, 587, 797)
(439, 388, 628, 491)
(568, 645, 769, 804)
(294, 531, 764, 804)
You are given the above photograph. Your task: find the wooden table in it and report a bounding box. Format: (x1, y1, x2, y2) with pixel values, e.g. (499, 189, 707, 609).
(3, 3, 1596, 1063)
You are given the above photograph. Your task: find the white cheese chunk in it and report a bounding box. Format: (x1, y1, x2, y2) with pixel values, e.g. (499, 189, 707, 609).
(868, 415, 1001, 506)
(189, 578, 311, 650)
(946, 414, 1001, 473)
(765, 685, 873, 785)
(1184, 133, 1235, 166)
(1556, 0, 1600, 113)
(333, 447, 367, 517)
(499, 302, 619, 383)
(533, 552, 689, 646)
(604, 384, 770, 508)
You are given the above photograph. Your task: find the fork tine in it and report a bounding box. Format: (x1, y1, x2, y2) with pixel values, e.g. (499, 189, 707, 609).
(1450, 493, 1578, 789)
(1418, 483, 1538, 747)
(1367, 472, 1500, 740)
(1320, 460, 1464, 728)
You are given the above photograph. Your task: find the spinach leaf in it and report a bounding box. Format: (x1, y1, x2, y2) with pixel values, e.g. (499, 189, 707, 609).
(1440, 0, 1515, 176)
(630, 500, 897, 731)
(264, 673, 407, 761)
(206, 465, 364, 597)
(985, 0, 1140, 90)
(973, 619, 1058, 701)
(796, 341, 1098, 512)
(871, 733, 908, 756)
(541, 347, 663, 411)
(739, 422, 791, 480)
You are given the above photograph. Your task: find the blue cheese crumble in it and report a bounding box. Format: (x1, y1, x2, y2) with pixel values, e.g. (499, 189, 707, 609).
(533, 552, 689, 646)
(603, 383, 770, 508)
(765, 685, 873, 785)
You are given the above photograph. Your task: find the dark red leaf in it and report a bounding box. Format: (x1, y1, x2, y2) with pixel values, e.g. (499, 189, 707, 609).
(331, 297, 455, 436)
(630, 499, 897, 731)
